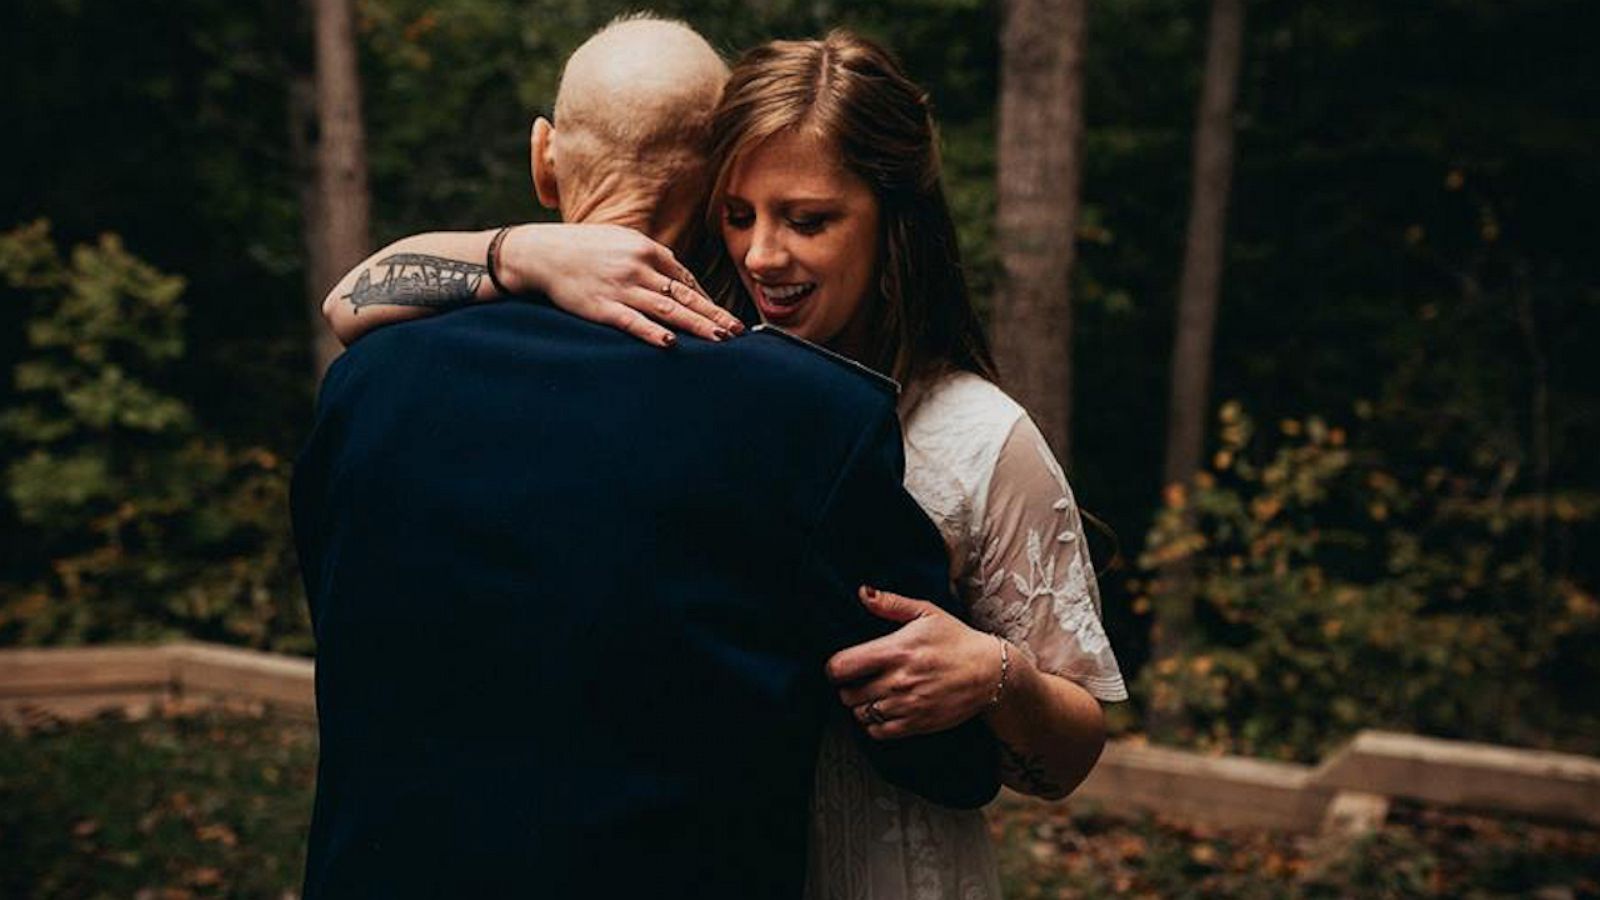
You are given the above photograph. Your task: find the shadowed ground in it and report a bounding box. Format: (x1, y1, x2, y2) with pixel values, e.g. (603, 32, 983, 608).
(3, 711, 1596, 899)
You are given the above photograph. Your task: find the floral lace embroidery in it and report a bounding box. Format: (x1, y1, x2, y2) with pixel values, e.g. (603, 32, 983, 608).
(970, 488, 1111, 662)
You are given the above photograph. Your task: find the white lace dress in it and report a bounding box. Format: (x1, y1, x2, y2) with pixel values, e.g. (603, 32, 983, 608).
(803, 371, 1128, 900)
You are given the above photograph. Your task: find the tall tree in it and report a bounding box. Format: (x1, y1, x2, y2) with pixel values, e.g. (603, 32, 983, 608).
(991, 0, 1089, 462)
(307, 0, 371, 379)
(1151, 0, 1245, 681)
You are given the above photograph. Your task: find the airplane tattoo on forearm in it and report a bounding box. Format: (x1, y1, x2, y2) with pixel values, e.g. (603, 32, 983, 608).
(342, 253, 487, 312)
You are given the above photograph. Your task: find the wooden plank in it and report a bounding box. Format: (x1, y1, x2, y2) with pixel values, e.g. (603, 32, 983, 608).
(1312, 730, 1600, 827)
(167, 642, 316, 715)
(0, 646, 175, 696)
(9, 644, 1600, 835)
(1070, 741, 1332, 832)
(0, 691, 166, 726)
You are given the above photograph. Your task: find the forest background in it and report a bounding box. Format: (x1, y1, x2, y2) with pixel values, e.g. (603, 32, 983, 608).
(2, 0, 1596, 763)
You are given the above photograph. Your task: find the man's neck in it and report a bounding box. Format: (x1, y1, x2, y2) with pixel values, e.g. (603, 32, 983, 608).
(563, 172, 691, 254)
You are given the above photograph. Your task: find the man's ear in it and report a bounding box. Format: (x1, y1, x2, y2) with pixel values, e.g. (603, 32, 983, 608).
(530, 117, 560, 211)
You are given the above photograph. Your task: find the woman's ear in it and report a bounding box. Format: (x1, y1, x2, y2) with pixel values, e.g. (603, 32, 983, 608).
(530, 117, 560, 210)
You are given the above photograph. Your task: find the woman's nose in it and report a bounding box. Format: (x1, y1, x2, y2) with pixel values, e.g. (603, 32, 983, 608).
(744, 222, 790, 275)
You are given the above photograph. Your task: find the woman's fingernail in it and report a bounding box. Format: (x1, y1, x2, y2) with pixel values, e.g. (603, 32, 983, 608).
(728, 321, 746, 335)
(661, 333, 676, 347)
(861, 585, 878, 599)
(712, 327, 730, 341)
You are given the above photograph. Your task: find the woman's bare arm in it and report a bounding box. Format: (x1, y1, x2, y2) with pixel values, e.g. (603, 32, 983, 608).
(983, 648, 1107, 798)
(322, 224, 742, 347)
(827, 590, 1106, 799)
(825, 413, 1127, 799)
(322, 230, 505, 345)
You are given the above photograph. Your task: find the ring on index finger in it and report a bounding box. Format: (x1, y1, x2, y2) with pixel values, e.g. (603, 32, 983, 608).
(863, 701, 887, 725)
(660, 278, 675, 295)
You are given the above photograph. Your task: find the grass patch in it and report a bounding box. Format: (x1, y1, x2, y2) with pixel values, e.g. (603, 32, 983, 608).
(993, 797, 1600, 899)
(3, 712, 1597, 898)
(0, 709, 316, 898)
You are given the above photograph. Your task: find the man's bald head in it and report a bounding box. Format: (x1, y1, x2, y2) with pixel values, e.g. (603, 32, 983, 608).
(532, 14, 727, 237)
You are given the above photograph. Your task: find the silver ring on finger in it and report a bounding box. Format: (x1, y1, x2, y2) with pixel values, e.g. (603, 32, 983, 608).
(863, 701, 887, 725)
(660, 278, 675, 295)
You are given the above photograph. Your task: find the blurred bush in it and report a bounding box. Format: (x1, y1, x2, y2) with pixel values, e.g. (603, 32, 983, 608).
(0, 222, 308, 652)
(1131, 401, 1600, 760)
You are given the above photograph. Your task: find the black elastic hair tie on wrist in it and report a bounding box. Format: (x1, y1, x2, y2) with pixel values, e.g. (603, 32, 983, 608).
(485, 225, 515, 297)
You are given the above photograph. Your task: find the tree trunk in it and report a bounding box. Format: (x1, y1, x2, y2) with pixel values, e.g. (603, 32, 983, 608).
(1162, 0, 1244, 496)
(1150, 0, 1245, 722)
(288, 72, 333, 381)
(991, 0, 1089, 464)
(305, 0, 370, 381)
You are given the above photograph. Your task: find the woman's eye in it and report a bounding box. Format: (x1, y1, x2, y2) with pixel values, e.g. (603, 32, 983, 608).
(788, 216, 827, 234)
(723, 209, 753, 229)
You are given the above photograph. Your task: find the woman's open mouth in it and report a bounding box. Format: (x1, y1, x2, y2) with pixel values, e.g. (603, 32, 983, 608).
(755, 282, 816, 321)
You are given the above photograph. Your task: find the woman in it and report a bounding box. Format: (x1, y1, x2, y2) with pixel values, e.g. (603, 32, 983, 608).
(329, 30, 1125, 900)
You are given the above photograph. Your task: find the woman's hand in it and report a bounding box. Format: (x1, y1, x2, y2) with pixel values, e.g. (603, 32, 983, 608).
(826, 586, 1002, 740)
(502, 224, 745, 346)
(321, 224, 743, 347)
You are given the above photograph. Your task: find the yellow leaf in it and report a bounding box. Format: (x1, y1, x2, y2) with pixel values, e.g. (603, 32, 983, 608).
(1163, 482, 1187, 510)
(195, 823, 238, 847)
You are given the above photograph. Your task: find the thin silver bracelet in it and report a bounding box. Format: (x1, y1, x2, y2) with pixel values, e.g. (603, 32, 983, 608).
(987, 636, 1011, 708)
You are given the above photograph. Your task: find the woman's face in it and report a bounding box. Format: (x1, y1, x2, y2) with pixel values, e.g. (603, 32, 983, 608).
(720, 129, 881, 354)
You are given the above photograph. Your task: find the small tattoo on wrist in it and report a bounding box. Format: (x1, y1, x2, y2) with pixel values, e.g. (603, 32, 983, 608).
(1000, 740, 1066, 799)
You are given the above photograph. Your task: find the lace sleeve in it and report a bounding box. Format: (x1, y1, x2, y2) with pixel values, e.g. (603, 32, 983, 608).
(969, 415, 1128, 702)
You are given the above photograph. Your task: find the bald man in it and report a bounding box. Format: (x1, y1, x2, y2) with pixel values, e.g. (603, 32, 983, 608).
(321, 14, 740, 348)
(292, 15, 997, 899)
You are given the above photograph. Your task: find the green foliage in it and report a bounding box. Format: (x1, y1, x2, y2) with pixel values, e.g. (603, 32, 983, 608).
(1133, 402, 1600, 760)
(0, 222, 308, 651)
(0, 0, 315, 453)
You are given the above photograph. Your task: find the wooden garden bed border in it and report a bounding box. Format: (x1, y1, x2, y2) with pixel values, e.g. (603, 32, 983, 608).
(4, 643, 1596, 833)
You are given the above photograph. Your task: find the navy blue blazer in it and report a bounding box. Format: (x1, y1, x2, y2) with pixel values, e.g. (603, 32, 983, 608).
(291, 301, 999, 898)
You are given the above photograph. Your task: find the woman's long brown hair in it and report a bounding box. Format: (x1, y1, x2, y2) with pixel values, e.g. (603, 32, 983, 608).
(699, 30, 998, 391)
